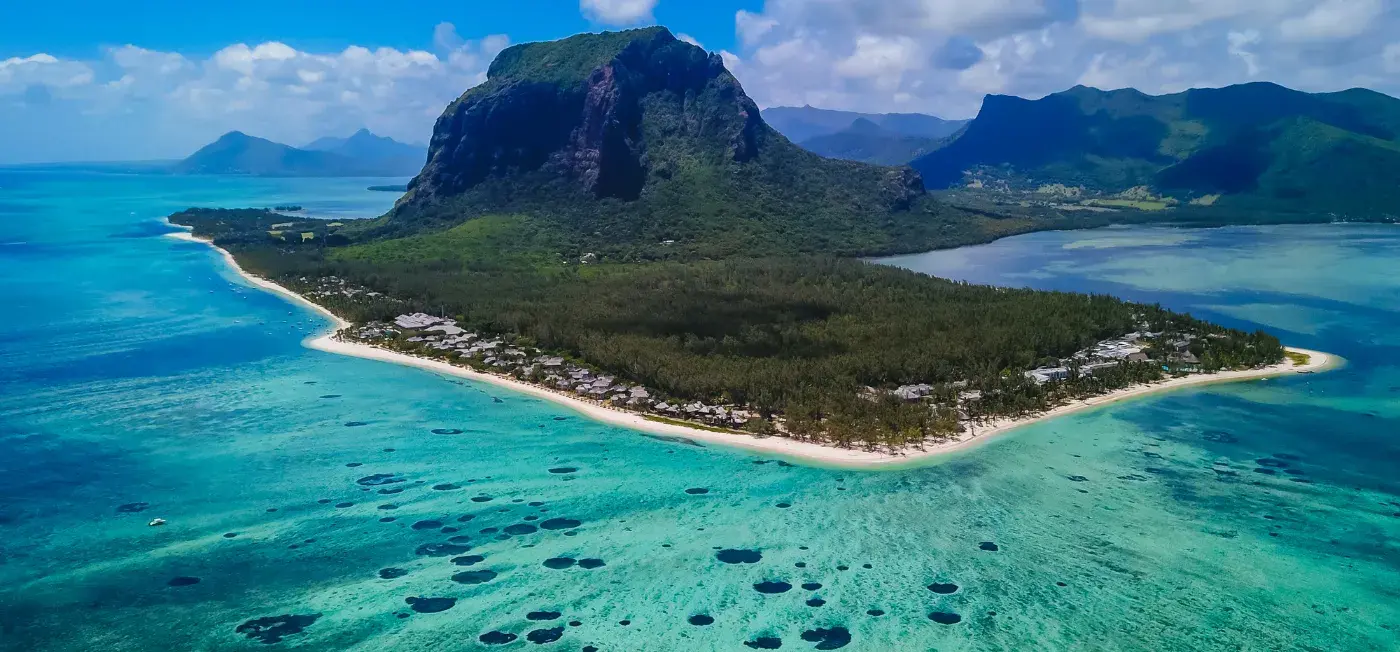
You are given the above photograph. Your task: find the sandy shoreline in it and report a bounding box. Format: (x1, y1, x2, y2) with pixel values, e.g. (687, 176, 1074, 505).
(167, 227, 1341, 469)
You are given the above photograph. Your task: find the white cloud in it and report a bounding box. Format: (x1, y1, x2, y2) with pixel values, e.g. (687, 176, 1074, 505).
(1385, 43, 1400, 73)
(676, 33, 703, 48)
(0, 26, 509, 162)
(723, 0, 1400, 120)
(1227, 30, 1262, 76)
(1278, 0, 1384, 42)
(580, 0, 657, 26)
(0, 53, 94, 92)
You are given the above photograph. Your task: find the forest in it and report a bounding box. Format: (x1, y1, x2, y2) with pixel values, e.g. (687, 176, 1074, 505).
(170, 208, 1285, 450)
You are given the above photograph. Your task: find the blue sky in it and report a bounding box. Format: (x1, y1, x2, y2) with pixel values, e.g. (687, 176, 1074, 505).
(3, 0, 1398, 163)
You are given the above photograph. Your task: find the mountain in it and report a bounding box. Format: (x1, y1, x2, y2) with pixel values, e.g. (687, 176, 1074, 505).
(763, 106, 967, 142)
(798, 117, 951, 165)
(913, 82, 1400, 215)
(174, 131, 418, 177)
(382, 27, 984, 259)
(304, 129, 426, 174)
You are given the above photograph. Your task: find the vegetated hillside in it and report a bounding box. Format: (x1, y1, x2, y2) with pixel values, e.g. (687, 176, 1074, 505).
(763, 105, 966, 143)
(304, 129, 426, 175)
(376, 28, 1018, 260)
(914, 82, 1400, 216)
(175, 131, 418, 177)
(800, 117, 951, 165)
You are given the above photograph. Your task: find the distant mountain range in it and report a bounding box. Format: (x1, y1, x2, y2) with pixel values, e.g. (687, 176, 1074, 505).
(762, 106, 967, 165)
(174, 130, 425, 177)
(912, 82, 1400, 216)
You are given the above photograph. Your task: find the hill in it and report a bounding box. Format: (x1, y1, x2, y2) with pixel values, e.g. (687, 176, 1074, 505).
(174, 131, 417, 177)
(913, 82, 1400, 216)
(377, 27, 1020, 259)
(304, 129, 426, 174)
(799, 117, 950, 165)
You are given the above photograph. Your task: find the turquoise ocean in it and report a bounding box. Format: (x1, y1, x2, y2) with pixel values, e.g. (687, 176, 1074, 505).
(1, 170, 1397, 651)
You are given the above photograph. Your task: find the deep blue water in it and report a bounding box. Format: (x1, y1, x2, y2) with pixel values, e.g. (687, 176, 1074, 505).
(1, 176, 1397, 651)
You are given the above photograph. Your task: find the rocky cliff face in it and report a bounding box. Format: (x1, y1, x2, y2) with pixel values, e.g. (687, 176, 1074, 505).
(401, 28, 766, 207)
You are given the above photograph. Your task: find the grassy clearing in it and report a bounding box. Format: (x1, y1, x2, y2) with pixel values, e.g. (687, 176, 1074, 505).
(1285, 350, 1311, 366)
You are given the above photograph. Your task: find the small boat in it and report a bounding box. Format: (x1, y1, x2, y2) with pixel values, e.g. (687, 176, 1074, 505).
(148, 518, 166, 527)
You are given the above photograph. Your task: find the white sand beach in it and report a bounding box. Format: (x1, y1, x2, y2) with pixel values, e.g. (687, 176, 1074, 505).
(169, 228, 1341, 469)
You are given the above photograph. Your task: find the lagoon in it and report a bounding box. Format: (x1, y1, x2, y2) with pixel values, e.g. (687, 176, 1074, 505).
(1, 173, 1397, 650)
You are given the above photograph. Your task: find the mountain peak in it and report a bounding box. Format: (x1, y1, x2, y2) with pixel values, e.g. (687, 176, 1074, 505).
(385, 26, 932, 257)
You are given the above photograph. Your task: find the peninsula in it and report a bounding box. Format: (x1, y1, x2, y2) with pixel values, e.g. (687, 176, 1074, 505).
(168, 28, 1337, 466)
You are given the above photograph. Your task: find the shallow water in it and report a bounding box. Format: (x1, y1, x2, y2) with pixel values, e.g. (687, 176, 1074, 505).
(2, 176, 1397, 651)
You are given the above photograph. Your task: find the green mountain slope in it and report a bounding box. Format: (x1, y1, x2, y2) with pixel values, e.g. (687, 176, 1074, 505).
(799, 118, 950, 165)
(376, 27, 999, 259)
(914, 82, 1400, 216)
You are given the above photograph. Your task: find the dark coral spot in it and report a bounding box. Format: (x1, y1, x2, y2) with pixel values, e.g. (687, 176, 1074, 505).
(471, 496, 494, 503)
(717, 549, 762, 564)
(800, 626, 851, 649)
(319, 395, 341, 399)
(415, 542, 470, 557)
(528, 611, 562, 621)
(478, 631, 517, 645)
(344, 421, 367, 427)
(167, 576, 201, 587)
(1067, 475, 1089, 482)
(334, 502, 354, 508)
(684, 487, 709, 495)
(345, 462, 363, 468)
(377, 487, 403, 495)
(929, 612, 962, 625)
(117, 502, 149, 513)
(433, 484, 460, 491)
(457, 514, 476, 523)
(452, 555, 485, 566)
(504, 523, 538, 536)
(1256, 458, 1289, 468)
(866, 609, 884, 617)
(411, 520, 444, 530)
(378, 567, 408, 579)
(543, 557, 576, 569)
(527, 627, 564, 644)
(927, 582, 959, 594)
(688, 614, 714, 626)
(378, 504, 397, 510)
(449, 535, 473, 543)
(1254, 468, 1277, 475)
(806, 597, 826, 607)
(754, 581, 792, 594)
(235, 614, 321, 644)
(379, 517, 397, 523)
(548, 467, 578, 474)
(775, 503, 791, 509)
(540, 518, 581, 530)
(432, 428, 463, 435)
(357, 473, 405, 487)
(223, 532, 238, 539)
(979, 541, 999, 551)
(801, 582, 822, 591)
(745, 637, 783, 649)
(479, 527, 499, 534)
(452, 569, 498, 584)
(578, 558, 605, 569)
